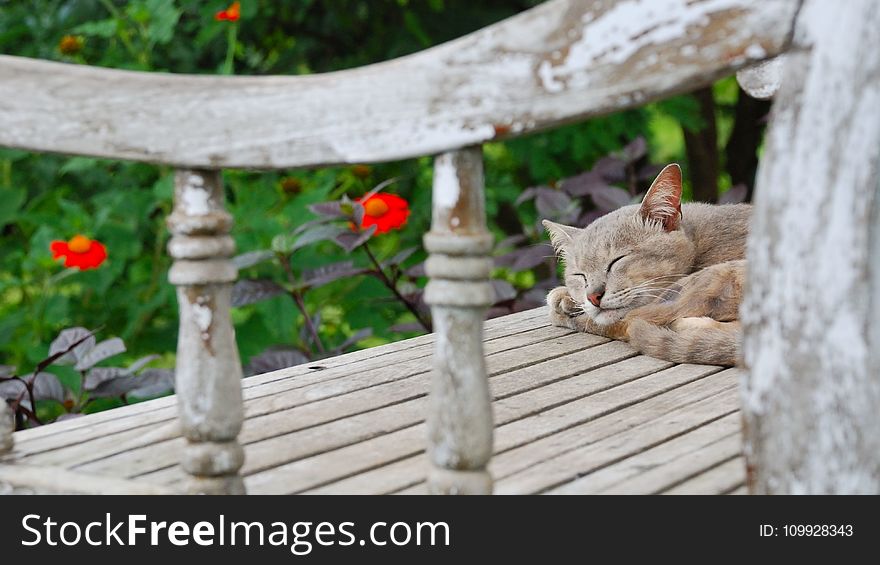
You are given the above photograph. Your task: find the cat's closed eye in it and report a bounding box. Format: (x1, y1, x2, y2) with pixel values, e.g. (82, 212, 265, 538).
(606, 255, 626, 273)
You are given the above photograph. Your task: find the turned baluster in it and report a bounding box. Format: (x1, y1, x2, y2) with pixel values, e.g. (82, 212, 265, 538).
(0, 401, 12, 455)
(167, 169, 245, 494)
(424, 146, 495, 494)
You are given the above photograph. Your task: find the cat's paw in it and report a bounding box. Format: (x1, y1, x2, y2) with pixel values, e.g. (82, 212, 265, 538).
(547, 286, 579, 329)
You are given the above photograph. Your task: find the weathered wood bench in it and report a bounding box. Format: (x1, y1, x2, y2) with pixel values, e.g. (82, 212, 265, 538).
(2, 0, 879, 494)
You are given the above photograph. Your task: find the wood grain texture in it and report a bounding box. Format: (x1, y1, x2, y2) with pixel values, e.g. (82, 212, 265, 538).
(11, 306, 549, 445)
(741, 0, 880, 494)
(0, 0, 797, 169)
(0, 464, 176, 495)
(662, 456, 745, 494)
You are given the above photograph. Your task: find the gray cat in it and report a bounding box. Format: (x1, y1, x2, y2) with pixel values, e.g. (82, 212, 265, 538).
(544, 164, 750, 366)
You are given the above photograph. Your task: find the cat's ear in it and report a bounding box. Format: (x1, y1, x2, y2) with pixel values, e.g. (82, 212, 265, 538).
(639, 163, 682, 231)
(542, 220, 580, 254)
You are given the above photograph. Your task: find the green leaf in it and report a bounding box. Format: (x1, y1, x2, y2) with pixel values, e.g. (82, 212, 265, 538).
(0, 187, 26, 228)
(72, 19, 119, 39)
(59, 157, 99, 175)
(144, 0, 182, 45)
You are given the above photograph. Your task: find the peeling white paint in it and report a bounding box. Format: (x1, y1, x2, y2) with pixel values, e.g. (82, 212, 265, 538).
(181, 173, 211, 216)
(192, 298, 213, 334)
(745, 43, 766, 58)
(433, 153, 460, 210)
(538, 0, 740, 92)
(538, 60, 565, 93)
(742, 0, 880, 493)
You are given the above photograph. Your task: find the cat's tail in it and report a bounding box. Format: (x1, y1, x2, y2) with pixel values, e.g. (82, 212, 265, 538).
(626, 318, 740, 366)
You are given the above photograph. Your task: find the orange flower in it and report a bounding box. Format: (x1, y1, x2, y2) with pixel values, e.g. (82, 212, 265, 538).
(356, 193, 410, 234)
(58, 35, 84, 55)
(215, 1, 241, 22)
(50, 235, 107, 270)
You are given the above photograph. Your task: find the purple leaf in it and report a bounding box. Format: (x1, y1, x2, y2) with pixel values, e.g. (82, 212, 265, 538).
(246, 348, 310, 376)
(495, 244, 553, 272)
(28, 372, 65, 402)
(292, 217, 335, 236)
(619, 136, 647, 163)
(560, 171, 606, 197)
(404, 261, 426, 278)
(514, 186, 541, 206)
(0, 378, 25, 400)
(303, 260, 368, 288)
(232, 250, 275, 269)
(384, 247, 418, 268)
(232, 279, 286, 307)
(299, 311, 322, 346)
(362, 177, 400, 201)
(352, 202, 365, 228)
(336, 328, 373, 351)
(719, 183, 748, 204)
(124, 354, 160, 375)
(74, 337, 126, 371)
(308, 201, 345, 218)
(90, 369, 174, 398)
(637, 162, 665, 181)
(491, 279, 518, 303)
(578, 209, 607, 226)
(590, 185, 632, 211)
(334, 224, 377, 253)
(535, 188, 579, 220)
(84, 367, 126, 391)
(494, 235, 526, 253)
(49, 327, 95, 365)
(592, 156, 627, 182)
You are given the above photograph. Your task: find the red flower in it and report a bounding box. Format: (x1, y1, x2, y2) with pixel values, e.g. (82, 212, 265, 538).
(50, 235, 107, 270)
(215, 1, 241, 22)
(356, 193, 410, 234)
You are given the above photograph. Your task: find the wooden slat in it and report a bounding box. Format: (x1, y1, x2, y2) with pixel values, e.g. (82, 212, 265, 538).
(369, 366, 733, 495)
(547, 415, 741, 494)
(0, 463, 176, 495)
(12, 308, 558, 452)
(238, 357, 715, 493)
(304, 355, 672, 494)
(55, 334, 613, 475)
(728, 485, 748, 495)
(663, 456, 746, 495)
(494, 377, 740, 493)
(0, 1, 797, 168)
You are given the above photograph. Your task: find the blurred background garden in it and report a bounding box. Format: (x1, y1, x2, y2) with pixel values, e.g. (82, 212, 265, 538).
(0, 0, 766, 426)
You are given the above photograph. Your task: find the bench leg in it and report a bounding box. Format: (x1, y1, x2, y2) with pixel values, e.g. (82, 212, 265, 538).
(168, 169, 245, 494)
(424, 147, 495, 494)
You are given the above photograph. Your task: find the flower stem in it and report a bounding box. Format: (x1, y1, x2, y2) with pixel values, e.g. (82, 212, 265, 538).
(362, 241, 432, 333)
(278, 254, 325, 355)
(222, 24, 237, 75)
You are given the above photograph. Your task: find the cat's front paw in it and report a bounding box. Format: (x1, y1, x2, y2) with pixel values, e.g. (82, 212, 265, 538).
(547, 286, 580, 329)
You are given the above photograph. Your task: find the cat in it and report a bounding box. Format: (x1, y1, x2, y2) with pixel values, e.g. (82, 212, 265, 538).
(544, 163, 750, 366)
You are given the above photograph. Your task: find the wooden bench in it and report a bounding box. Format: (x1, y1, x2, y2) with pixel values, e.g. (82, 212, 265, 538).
(2, 0, 879, 494)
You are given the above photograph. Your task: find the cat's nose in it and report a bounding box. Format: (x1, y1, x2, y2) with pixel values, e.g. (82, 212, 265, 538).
(587, 292, 604, 307)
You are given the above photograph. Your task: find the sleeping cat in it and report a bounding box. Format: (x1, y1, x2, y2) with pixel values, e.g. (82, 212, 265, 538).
(544, 164, 750, 366)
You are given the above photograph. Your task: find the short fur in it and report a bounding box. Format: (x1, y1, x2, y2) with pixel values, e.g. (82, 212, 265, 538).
(544, 164, 750, 366)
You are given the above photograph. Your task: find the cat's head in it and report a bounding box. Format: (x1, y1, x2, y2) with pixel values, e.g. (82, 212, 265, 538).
(544, 163, 695, 326)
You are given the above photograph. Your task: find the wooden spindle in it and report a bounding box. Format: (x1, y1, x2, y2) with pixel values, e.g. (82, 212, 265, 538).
(0, 401, 12, 454)
(742, 0, 880, 493)
(424, 146, 495, 495)
(167, 169, 245, 494)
